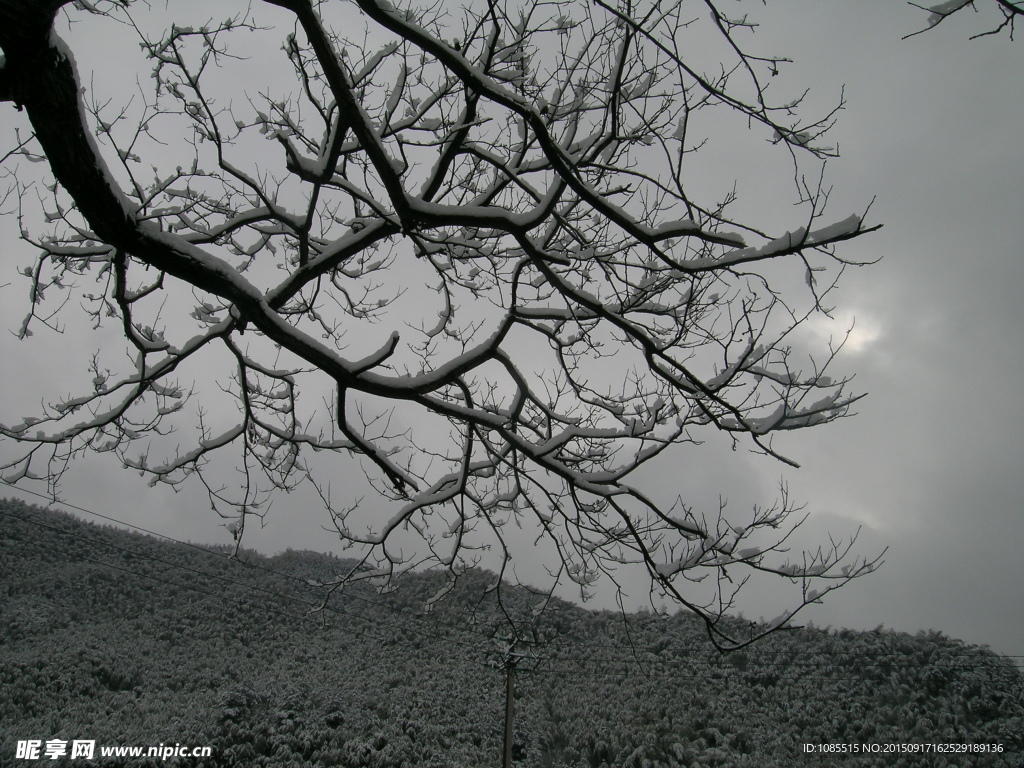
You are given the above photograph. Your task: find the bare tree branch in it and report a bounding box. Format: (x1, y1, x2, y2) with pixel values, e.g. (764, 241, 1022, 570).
(905, 0, 1022, 40)
(0, 0, 886, 650)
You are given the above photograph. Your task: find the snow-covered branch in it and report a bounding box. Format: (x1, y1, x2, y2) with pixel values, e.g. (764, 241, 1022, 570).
(0, 0, 883, 650)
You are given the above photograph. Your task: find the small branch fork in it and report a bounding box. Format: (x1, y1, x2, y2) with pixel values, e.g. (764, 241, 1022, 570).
(0, 0, 883, 650)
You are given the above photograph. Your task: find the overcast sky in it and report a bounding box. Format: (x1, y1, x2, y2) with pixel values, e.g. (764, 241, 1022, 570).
(1, 1, 1021, 660)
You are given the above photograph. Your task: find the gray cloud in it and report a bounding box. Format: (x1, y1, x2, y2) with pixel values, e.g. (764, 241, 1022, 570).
(1, 1, 1021, 660)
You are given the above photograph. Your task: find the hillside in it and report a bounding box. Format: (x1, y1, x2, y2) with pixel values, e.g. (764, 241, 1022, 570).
(1, 498, 1021, 767)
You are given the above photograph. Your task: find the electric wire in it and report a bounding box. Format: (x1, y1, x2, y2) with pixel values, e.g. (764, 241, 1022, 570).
(2, 490, 1021, 685)
(0, 485, 508, 646)
(0, 523, 499, 675)
(1, 519, 1018, 686)
(0, 506, 493, 658)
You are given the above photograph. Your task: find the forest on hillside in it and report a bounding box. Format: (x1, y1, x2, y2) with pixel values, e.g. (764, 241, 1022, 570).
(1, 498, 1022, 767)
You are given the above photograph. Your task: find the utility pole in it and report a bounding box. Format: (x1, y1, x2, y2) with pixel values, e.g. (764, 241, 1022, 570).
(497, 635, 525, 768)
(502, 649, 516, 768)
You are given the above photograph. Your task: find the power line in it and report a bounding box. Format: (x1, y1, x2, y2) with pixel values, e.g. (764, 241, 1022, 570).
(0, 486, 505, 646)
(1, 526, 503, 678)
(4, 527, 1018, 768)
(2, 489, 1022, 679)
(2, 529, 319, 632)
(4, 490, 1021, 767)
(0, 506, 493, 660)
(2, 515, 1019, 688)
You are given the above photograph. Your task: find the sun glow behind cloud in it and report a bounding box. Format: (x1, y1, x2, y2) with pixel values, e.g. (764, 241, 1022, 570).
(802, 309, 882, 355)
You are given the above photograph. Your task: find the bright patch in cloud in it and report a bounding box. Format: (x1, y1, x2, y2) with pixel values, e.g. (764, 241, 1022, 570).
(804, 310, 882, 354)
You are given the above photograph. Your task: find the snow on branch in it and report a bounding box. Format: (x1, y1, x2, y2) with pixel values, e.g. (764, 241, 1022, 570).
(0, 0, 883, 650)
